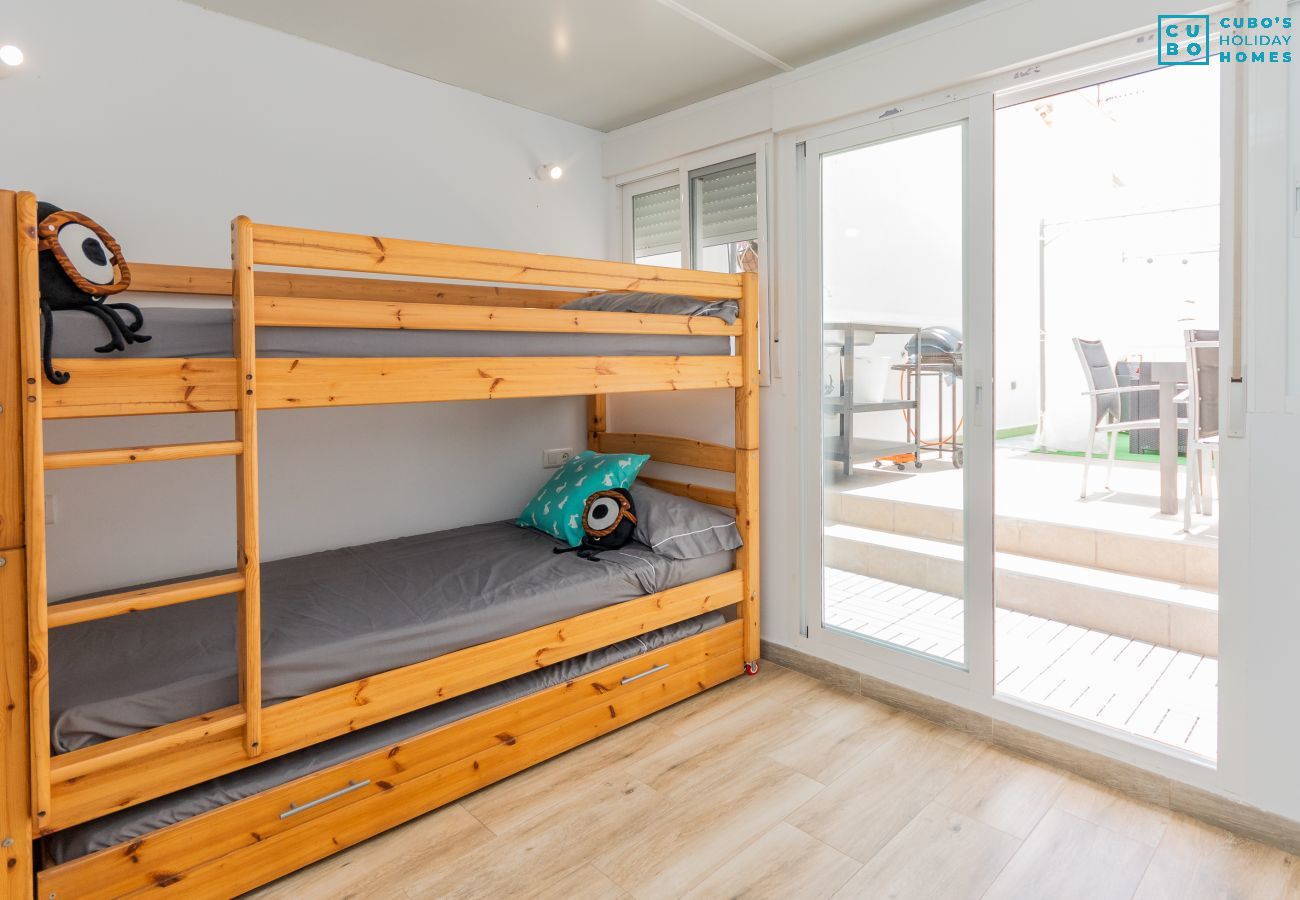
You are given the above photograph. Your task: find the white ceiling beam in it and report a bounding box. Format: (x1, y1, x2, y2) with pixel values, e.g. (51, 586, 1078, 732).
(652, 0, 795, 72)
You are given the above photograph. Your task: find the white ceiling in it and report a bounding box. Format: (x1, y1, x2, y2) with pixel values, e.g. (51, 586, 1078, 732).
(182, 0, 981, 131)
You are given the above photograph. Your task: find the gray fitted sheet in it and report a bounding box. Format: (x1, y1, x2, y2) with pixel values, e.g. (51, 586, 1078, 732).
(49, 521, 733, 754)
(50, 307, 731, 358)
(46, 610, 726, 863)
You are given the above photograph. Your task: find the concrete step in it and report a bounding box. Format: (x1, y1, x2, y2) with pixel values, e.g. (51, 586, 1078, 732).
(824, 523, 1218, 656)
(826, 491, 1218, 590)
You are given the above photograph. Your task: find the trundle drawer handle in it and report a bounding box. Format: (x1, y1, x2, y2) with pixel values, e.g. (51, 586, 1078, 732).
(280, 779, 371, 819)
(620, 662, 669, 685)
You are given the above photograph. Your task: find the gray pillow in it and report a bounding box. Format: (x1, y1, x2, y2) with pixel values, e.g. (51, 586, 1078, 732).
(562, 291, 739, 325)
(629, 482, 743, 560)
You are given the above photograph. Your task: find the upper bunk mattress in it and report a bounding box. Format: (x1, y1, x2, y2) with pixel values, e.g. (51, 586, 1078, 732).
(48, 520, 734, 753)
(49, 307, 732, 359)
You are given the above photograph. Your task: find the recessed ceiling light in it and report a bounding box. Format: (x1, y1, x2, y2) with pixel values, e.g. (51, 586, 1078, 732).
(0, 45, 24, 67)
(537, 164, 564, 181)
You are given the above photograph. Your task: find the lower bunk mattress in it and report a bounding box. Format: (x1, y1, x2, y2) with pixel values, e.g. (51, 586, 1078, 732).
(49, 306, 732, 359)
(49, 520, 734, 753)
(46, 610, 727, 863)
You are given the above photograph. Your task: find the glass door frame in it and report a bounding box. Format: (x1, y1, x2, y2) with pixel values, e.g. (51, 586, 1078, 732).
(797, 95, 995, 690)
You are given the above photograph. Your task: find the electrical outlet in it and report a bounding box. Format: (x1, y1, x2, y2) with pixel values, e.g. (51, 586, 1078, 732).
(543, 447, 574, 469)
(45, 492, 57, 525)
(1009, 380, 1017, 391)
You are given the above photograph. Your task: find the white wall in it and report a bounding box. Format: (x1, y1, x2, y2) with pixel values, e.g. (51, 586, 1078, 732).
(605, 0, 1300, 825)
(5, 0, 608, 598)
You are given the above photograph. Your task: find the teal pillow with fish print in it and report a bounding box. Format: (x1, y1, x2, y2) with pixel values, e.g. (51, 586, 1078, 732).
(517, 450, 650, 547)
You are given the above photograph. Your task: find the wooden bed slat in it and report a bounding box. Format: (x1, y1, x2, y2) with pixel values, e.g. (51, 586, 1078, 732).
(254, 295, 741, 336)
(43, 439, 243, 470)
(260, 356, 741, 409)
(45, 570, 742, 830)
(250, 222, 744, 300)
(48, 708, 246, 785)
(42, 357, 236, 417)
(46, 572, 245, 629)
(41, 355, 742, 418)
(128, 262, 598, 309)
(127, 263, 232, 296)
(636, 475, 737, 510)
(594, 431, 737, 473)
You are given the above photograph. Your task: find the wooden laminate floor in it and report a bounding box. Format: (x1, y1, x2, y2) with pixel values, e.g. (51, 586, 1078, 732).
(247, 663, 1298, 900)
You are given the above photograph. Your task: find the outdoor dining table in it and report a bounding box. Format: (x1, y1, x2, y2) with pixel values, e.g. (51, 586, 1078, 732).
(1139, 360, 1188, 516)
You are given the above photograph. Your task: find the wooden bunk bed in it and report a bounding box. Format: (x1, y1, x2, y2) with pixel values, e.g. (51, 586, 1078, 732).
(0, 189, 760, 898)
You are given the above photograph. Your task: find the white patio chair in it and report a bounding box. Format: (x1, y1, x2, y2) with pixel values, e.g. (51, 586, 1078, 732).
(1073, 338, 1186, 499)
(1181, 329, 1219, 532)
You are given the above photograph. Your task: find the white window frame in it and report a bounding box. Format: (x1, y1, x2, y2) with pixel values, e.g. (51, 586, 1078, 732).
(619, 170, 682, 268)
(613, 137, 776, 383)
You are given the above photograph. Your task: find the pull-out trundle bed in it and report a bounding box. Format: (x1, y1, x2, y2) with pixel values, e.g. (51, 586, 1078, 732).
(0, 190, 760, 898)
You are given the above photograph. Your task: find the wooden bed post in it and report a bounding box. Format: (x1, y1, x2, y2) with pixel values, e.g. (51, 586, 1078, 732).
(736, 272, 761, 668)
(231, 216, 263, 758)
(586, 394, 606, 452)
(14, 193, 52, 838)
(0, 190, 35, 897)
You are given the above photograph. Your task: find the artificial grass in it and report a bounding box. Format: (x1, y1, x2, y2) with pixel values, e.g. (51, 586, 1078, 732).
(1030, 432, 1186, 465)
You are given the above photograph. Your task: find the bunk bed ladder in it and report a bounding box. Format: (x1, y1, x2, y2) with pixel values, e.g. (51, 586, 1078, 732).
(14, 197, 266, 826)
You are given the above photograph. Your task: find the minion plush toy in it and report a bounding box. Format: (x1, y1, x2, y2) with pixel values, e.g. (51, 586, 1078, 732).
(36, 202, 149, 383)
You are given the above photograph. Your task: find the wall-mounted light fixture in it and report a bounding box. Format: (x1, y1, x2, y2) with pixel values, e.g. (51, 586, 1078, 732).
(0, 44, 24, 77)
(536, 163, 564, 182)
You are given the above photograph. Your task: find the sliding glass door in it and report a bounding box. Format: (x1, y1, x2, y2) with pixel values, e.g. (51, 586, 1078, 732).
(992, 63, 1223, 759)
(802, 98, 993, 680)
